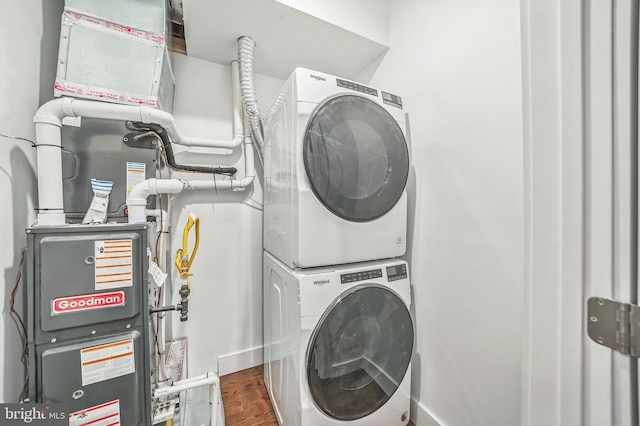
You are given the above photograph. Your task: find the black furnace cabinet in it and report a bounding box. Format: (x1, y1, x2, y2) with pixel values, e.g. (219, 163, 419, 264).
(24, 224, 151, 425)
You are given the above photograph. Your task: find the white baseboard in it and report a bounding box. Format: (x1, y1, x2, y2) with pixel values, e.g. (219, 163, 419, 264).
(411, 397, 445, 426)
(217, 346, 263, 376)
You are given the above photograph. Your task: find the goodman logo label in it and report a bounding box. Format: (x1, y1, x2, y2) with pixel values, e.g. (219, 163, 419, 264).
(52, 291, 125, 315)
(313, 279, 330, 286)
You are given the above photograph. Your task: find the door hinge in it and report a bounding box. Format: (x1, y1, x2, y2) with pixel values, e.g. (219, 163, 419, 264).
(587, 297, 640, 357)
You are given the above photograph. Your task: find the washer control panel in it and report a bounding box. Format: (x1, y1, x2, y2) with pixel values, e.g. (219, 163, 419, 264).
(382, 91, 403, 109)
(386, 264, 408, 282)
(337, 78, 378, 97)
(340, 268, 383, 284)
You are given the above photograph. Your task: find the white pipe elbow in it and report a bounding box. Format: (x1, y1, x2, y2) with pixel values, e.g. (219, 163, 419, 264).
(128, 179, 185, 223)
(33, 98, 67, 127)
(64, 98, 175, 125)
(166, 61, 243, 150)
(153, 372, 220, 399)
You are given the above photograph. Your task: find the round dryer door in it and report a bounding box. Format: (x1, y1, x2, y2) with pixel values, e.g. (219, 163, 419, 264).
(303, 95, 409, 222)
(306, 286, 413, 421)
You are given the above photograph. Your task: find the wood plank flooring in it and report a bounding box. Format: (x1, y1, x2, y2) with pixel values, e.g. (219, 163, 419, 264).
(221, 366, 278, 426)
(220, 366, 415, 426)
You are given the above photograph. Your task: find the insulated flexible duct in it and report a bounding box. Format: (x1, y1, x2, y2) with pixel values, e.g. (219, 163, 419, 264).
(238, 36, 264, 166)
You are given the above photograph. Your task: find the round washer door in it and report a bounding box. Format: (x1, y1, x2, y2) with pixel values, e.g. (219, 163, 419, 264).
(306, 286, 413, 421)
(303, 95, 409, 222)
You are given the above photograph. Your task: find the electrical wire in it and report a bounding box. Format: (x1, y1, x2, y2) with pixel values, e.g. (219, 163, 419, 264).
(149, 147, 166, 385)
(156, 129, 235, 176)
(10, 249, 29, 402)
(242, 201, 263, 212)
(154, 147, 164, 264)
(0, 132, 36, 147)
(0, 132, 65, 150)
(152, 143, 171, 383)
(123, 122, 237, 176)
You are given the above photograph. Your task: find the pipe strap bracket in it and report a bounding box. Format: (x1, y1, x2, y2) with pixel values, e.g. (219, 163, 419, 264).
(140, 106, 153, 124)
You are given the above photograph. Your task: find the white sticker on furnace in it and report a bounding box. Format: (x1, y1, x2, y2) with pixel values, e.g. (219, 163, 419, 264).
(95, 240, 133, 289)
(81, 339, 135, 386)
(126, 162, 146, 199)
(69, 399, 121, 426)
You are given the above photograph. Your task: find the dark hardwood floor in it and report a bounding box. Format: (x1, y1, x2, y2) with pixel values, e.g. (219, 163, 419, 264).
(220, 366, 416, 426)
(221, 366, 278, 426)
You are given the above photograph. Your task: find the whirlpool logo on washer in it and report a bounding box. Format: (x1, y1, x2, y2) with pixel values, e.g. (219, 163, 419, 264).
(313, 279, 330, 286)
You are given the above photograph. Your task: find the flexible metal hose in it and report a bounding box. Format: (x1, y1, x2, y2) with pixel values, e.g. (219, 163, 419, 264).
(237, 36, 265, 166)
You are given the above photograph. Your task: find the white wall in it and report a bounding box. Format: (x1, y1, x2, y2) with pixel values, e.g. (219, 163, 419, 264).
(166, 54, 284, 377)
(274, 0, 390, 45)
(0, 0, 62, 402)
(368, 1, 525, 425)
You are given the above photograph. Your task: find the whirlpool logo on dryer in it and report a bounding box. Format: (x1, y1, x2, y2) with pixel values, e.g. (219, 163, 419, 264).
(313, 279, 330, 286)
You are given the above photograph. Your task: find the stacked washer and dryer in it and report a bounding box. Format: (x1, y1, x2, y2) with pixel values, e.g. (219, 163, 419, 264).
(263, 68, 414, 426)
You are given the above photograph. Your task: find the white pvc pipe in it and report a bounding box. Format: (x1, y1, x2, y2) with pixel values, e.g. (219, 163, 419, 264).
(33, 98, 175, 225)
(181, 136, 255, 191)
(34, 123, 64, 225)
(63, 99, 173, 125)
(153, 372, 219, 398)
(211, 376, 224, 426)
(169, 61, 244, 149)
(128, 179, 185, 223)
(127, 134, 255, 223)
(173, 130, 243, 149)
(144, 209, 169, 241)
(33, 63, 244, 225)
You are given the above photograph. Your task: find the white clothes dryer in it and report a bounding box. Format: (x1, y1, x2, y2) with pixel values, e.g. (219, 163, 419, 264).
(263, 251, 413, 426)
(263, 68, 410, 269)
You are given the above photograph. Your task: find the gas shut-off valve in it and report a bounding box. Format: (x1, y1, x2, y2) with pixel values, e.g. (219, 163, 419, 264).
(150, 213, 200, 321)
(175, 213, 200, 321)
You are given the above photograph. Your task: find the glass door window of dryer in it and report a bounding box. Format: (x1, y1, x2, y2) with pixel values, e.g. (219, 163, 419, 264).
(306, 286, 414, 421)
(303, 95, 410, 222)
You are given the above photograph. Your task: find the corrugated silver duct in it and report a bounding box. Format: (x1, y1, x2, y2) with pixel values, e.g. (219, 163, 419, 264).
(237, 36, 264, 166)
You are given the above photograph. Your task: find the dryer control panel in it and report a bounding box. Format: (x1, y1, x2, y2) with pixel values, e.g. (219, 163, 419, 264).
(340, 268, 383, 284)
(336, 78, 378, 97)
(386, 264, 408, 282)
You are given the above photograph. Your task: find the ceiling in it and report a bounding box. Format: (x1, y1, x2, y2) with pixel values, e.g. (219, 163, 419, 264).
(181, 0, 390, 81)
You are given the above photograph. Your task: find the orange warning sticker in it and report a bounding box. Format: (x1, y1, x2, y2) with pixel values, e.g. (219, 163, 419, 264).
(94, 240, 133, 289)
(81, 339, 135, 386)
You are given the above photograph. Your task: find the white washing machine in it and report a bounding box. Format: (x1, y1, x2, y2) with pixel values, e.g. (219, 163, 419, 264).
(263, 251, 413, 426)
(263, 68, 410, 269)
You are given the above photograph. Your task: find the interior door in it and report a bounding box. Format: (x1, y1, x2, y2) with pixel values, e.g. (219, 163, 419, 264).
(584, 0, 639, 424)
(306, 285, 413, 421)
(303, 95, 410, 222)
(522, 0, 640, 424)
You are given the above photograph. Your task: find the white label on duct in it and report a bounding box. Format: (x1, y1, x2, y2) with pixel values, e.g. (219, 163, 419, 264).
(69, 399, 121, 426)
(152, 400, 176, 424)
(165, 337, 187, 381)
(126, 162, 146, 199)
(149, 261, 167, 287)
(80, 340, 135, 386)
(62, 116, 82, 127)
(94, 240, 133, 290)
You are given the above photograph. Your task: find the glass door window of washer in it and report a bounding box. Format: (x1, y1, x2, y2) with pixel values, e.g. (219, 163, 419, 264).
(303, 95, 410, 222)
(306, 286, 414, 421)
